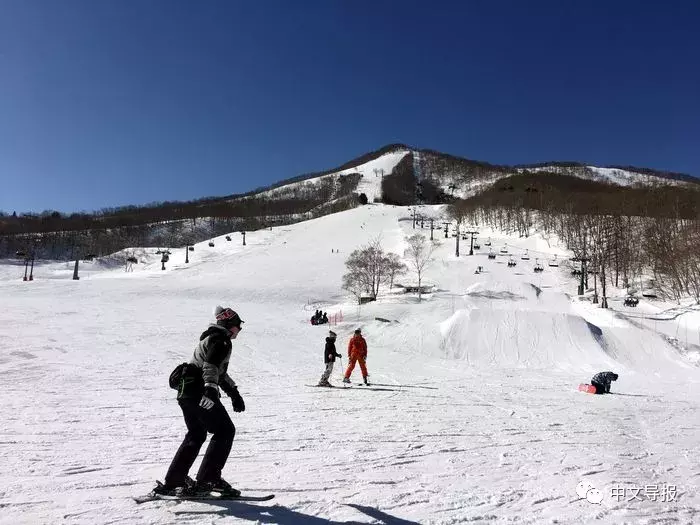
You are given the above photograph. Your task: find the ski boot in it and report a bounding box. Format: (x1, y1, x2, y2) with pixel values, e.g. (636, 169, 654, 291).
(152, 477, 196, 497)
(317, 379, 333, 387)
(363, 375, 370, 386)
(196, 478, 241, 497)
(342, 377, 351, 384)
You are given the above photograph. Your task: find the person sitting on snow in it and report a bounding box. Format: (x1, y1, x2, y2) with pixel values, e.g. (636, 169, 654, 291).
(321, 312, 329, 324)
(591, 371, 618, 394)
(311, 310, 321, 325)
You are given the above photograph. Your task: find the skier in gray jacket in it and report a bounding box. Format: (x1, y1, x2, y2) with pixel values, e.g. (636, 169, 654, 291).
(154, 306, 246, 497)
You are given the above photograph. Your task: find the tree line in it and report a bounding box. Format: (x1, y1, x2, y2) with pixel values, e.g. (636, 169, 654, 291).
(1, 173, 363, 260)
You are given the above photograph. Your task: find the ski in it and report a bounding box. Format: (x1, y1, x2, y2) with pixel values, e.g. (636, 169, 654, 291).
(134, 492, 274, 504)
(305, 384, 398, 392)
(369, 382, 438, 390)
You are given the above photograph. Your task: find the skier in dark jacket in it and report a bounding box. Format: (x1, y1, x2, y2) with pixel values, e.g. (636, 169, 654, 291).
(318, 330, 341, 387)
(154, 306, 246, 497)
(591, 371, 618, 394)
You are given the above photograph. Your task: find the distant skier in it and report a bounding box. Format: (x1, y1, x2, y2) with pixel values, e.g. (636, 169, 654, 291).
(317, 330, 341, 387)
(343, 328, 369, 385)
(153, 306, 246, 497)
(591, 371, 619, 394)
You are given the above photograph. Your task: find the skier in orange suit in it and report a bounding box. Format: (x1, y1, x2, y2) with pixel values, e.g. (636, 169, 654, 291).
(343, 329, 369, 385)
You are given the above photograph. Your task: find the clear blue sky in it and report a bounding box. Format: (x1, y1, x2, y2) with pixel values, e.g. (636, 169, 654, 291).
(1, 0, 698, 214)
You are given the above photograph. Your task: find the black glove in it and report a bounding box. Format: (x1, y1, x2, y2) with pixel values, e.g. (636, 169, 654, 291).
(230, 387, 245, 413)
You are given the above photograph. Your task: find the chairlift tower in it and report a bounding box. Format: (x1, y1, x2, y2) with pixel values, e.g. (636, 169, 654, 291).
(455, 222, 460, 257)
(465, 230, 479, 256)
(571, 256, 589, 296)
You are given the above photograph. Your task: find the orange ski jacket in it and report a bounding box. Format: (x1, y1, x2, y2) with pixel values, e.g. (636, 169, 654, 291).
(348, 334, 367, 359)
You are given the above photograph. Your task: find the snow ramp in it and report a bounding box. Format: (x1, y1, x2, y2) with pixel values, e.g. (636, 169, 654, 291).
(439, 307, 617, 372)
(372, 278, 696, 376)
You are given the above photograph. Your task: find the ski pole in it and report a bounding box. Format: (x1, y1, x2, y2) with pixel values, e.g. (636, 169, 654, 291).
(338, 356, 347, 387)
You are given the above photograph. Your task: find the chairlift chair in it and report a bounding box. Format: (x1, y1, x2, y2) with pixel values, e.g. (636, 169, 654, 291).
(548, 255, 559, 267)
(507, 256, 517, 268)
(488, 250, 496, 260)
(500, 245, 508, 254)
(473, 243, 480, 250)
(521, 249, 530, 260)
(624, 296, 639, 307)
(534, 259, 544, 273)
(484, 238, 492, 246)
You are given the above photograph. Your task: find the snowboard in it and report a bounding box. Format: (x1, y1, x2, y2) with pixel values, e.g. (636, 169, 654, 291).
(578, 383, 597, 394)
(134, 491, 274, 504)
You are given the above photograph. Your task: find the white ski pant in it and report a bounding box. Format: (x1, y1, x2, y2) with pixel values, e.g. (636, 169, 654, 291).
(320, 362, 334, 382)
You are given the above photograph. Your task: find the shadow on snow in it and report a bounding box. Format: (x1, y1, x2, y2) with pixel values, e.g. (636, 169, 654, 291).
(172, 501, 421, 524)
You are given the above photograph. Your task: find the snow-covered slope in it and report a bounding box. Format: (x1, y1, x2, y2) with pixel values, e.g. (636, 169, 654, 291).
(518, 164, 692, 188)
(1, 204, 699, 524)
(215, 147, 694, 212)
(244, 149, 410, 203)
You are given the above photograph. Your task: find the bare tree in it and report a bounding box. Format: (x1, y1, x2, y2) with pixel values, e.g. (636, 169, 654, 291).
(342, 270, 365, 305)
(385, 252, 407, 289)
(405, 233, 439, 301)
(342, 237, 390, 301)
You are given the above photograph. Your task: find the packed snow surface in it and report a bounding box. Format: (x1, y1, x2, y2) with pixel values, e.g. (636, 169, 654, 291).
(1, 204, 699, 524)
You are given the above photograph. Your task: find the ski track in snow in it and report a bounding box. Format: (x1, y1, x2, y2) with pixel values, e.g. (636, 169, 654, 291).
(1, 204, 700, 524)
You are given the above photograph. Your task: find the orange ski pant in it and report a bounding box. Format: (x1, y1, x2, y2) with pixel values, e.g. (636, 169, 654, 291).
(344, 356, 368, 379)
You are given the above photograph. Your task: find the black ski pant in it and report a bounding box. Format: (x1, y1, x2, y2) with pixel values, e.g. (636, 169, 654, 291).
(591, 381, 606, 395)
(164, 398, 235, 487)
